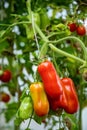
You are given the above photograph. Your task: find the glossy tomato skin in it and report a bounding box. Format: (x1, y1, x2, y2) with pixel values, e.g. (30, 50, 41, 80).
(30, 82, 49, 117)
(76, 25, 86, 36)
(47, 92, 67, 111)
(61, 78, 79, 114)
(37, 61, 63, 99)
(68, 23, 77, 32)
(0, 93, 10, 103)
(0, 70, 12, 82)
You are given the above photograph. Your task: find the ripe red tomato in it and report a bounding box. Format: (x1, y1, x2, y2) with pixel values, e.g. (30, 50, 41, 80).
(0, 92, 10, 103)
(0, 70, 12, 82)
(76, 25, 86, 36)
(68, 23, 77, 32)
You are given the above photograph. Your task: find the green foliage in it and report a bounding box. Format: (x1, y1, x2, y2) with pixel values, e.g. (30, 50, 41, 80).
(5, 102, 19, 122)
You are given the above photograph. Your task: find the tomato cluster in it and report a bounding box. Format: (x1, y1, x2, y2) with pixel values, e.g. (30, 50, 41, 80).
(18, 61, 79, 120)
(37, 60, 79, 114)
(68, 22, 86, 36)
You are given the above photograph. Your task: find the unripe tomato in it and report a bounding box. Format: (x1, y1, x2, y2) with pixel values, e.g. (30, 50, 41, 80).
(0, 92, 10, 103)
(76, 25, 86, 36)
(68, 23, 77, 32)
(0, 70, 12, 82)
(18, 97, 33, 119)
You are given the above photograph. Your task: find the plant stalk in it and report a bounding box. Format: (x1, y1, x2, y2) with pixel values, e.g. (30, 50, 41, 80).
(79, 82, 84, 130)
(49, 43, 86, 64)
(49, 36, 87, 61)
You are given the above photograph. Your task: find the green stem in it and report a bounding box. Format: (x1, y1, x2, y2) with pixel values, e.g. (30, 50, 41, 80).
(52, 52, 62, 76)
(0, 21, 31, 39)
(34, 23, 49, 58)
(79, 82, 84, 130)
(47, 31, 67, 38)
(35, 23, 49, 43)
(0, 21, 31, 27)
(34, 24, 87, 64)
(49, 36, 87, 61)
(26, 0, 32, 19)
(49, 43, 86, 64)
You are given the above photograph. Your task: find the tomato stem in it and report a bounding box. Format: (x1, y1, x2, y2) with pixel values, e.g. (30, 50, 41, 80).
(78, 81, 84, 130)
(49, 43, 86, 64)
(49, 36, 87, 62)
(34, 22, 87, 65)
(35, 23, 49, 43)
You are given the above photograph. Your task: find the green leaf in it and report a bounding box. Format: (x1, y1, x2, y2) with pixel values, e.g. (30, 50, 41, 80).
(63, 113, 78, 130)
(4, 102, 19, 122)
(14, 117, 23, 126)
(0, 40, 9, 53)
(33, 113, 46, 124)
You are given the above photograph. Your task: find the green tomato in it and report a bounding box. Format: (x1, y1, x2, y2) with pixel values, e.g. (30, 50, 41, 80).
(19, 97, 33, 119)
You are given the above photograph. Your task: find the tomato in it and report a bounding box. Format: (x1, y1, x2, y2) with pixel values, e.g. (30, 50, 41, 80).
(37, 61, 63, 99)
(76, 25, 86, 36)
(0, 92, 10, 103)
(61, 78, 79, 114)
(18, 97, 33, 119)
(30, 82, 49, 117)
(68, 23, 77, 32)
(0, 70, 12, 82)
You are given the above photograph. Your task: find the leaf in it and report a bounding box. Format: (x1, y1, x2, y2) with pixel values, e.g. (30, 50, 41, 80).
(33, 113, 46, 124)
(0, 30, 6, 38)
(20, 87, 30, 102)
(0, 40, 9, 53)
(63, 113, 78, 130)
(14, 117, 23, 126)
(4, 102, 19, 122)
(25, 128, 31, 130)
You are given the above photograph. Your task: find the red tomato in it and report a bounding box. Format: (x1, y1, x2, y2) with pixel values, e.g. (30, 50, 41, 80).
(37, 61, 63, 99)
(0, 70, 12, 82)
(76, 25, 86, 36)
(61, 78, 79, 114)
(0, 92, 10, 103)
(68, 23, 77, 32)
